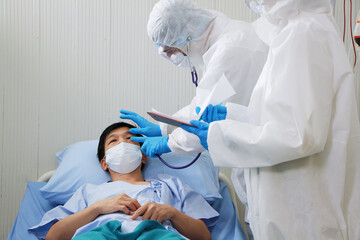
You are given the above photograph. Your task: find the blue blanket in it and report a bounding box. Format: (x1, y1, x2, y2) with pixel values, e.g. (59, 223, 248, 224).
(73, 220, 184, 240)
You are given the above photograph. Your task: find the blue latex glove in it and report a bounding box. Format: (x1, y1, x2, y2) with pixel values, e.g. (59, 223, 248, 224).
(181, 120, 209, 150)
(197, 104, 227, 123)
(120, 110, 161, 137)
(130, 136, 171, 157)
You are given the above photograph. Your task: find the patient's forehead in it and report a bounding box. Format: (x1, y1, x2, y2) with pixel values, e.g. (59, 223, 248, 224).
(106, 127, 132, 140)
(104, 126, 141, 150)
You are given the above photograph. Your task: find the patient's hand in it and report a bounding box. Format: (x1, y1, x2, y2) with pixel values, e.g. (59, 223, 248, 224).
(130, 201, 210, 240)
(92, 193, 141, 215)
(130, 202, 175, 223)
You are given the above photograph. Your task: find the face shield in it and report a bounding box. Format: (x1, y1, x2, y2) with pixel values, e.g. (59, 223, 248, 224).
(155, 42, 198, 87)
(244, 0, 262, 14)
(156, 44, 191, 67)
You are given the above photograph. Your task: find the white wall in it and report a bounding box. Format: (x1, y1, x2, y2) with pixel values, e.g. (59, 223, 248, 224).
(1, 0, 359, 238)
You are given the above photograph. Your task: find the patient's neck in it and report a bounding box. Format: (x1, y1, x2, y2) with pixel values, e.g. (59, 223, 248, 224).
(110, 168, 149, 185)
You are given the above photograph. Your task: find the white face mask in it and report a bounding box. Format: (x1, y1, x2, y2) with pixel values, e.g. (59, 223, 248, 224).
(170, 52, 191, 67)
(158, 46, 190, 68)
(105, 142, 143, 174)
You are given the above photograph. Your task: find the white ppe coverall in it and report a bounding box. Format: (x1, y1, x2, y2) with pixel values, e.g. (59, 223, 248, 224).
(208, 0, 360, 239)
(147, 0, 268, 154)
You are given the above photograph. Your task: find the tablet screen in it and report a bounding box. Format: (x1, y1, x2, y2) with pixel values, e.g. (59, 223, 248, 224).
(147, 111, 195, 127)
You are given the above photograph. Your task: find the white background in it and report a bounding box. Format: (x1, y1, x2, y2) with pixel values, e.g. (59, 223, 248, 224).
(1, 0, 359, 238)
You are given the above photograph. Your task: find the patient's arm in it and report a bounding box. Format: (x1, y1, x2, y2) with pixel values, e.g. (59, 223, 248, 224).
(130, 202, 211, 240)
(46, 193, 140, 240)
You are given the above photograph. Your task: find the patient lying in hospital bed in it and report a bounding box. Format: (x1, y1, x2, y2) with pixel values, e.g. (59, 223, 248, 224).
(29, 122, 218, 240)
(7, 122, 246, 239)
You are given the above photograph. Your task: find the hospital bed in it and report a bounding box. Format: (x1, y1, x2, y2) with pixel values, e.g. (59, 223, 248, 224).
(7, 140, 247, 240)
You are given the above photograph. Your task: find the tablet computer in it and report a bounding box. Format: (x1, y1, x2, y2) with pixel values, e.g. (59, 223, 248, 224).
(147, 111, 195, 127)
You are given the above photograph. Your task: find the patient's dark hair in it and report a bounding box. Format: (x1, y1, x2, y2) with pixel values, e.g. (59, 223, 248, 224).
(97, 122, 142, 162)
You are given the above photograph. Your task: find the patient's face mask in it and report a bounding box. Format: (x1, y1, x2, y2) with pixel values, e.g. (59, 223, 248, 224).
(105, 142, 142, 174)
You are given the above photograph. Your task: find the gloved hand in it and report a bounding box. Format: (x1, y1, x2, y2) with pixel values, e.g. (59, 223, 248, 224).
(196, 104, 227, 123)
(130, 136, 171, 157)
(120, 110, 161, 137)
(181, 120, 209, 150)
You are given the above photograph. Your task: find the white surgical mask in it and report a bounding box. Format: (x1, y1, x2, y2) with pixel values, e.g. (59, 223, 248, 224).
(170, 52, 190, 67)
(157, 46, 190, 67)
(105, 142, 142, 174)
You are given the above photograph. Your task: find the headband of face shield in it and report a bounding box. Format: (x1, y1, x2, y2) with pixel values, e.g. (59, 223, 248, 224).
(105, 142, 142, 174)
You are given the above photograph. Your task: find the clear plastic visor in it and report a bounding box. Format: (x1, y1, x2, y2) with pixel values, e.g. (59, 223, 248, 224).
(155, 43, 187, 58)
(244, 0, 262, 14)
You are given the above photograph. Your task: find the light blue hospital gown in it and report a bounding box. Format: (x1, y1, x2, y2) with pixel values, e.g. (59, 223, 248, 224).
(29, 174, 219, 239)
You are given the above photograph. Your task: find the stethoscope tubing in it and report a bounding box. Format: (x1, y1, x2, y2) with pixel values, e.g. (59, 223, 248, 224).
(156, 152, 202, 169)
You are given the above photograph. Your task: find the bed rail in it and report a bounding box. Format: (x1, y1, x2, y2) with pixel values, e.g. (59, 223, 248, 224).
(37, 170, 56, 182)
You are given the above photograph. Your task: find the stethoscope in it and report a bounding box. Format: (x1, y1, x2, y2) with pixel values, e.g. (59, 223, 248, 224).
(156, 153, 202, 169)
(191, 66, 198, 87)
(155, 36, 202, 169)
(187, 37, 199, 88)
(187, 36, 199, 87)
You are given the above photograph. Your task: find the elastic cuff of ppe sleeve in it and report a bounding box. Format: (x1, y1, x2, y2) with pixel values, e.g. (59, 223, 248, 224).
(159, 123, 168, 137)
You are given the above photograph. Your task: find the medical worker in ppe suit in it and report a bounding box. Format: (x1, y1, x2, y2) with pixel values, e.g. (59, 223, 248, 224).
(120, 0, 268, 158)
(181, 0, 360, 239)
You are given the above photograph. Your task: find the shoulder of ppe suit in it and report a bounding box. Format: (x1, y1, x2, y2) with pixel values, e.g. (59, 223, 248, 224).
(202, 34, 267, 71)
(208, 15, 266, 51)
(202, 10, 231, 43)
(284, 14, 336, 39)
(202, 44, 259, 76)
(272, 16, 334, 51)
(203, 18, 264, 55)
(215, 26, 267, 53)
